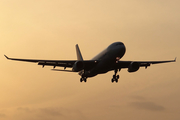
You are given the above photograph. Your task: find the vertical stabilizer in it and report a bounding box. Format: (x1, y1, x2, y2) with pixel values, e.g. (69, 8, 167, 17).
(76, 44, 83, 61)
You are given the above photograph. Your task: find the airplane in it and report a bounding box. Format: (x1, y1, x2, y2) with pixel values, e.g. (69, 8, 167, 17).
(4, 42, 176, 83)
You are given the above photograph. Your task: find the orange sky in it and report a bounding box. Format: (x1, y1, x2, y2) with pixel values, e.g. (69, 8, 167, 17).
(0, 0, 180, 120)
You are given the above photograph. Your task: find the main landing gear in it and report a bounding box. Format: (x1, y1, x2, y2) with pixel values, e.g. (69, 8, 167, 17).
(111, 69, 120, 83)
(80, 77, 87, 82)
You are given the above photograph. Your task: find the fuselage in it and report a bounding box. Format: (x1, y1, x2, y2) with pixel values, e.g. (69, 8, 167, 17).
(83, 42, 126, 77)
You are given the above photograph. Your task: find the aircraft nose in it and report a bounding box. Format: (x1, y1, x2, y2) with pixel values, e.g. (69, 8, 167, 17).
(120, 45, 126, 51)
(122, 45, 126, 53)
(116, 43, 125, 50)
(117, 44, 126, 57)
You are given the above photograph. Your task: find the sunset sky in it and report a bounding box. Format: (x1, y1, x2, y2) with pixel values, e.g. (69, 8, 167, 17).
(0, 0, 180, 120)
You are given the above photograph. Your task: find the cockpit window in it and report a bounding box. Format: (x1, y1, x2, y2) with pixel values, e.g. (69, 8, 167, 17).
(116, 43, 123, 46)
(107, 42, 124, 49)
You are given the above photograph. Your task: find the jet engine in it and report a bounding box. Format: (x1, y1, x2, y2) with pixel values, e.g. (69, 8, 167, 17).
(128, 62, 140, 72)
(72, 61, 84, 72)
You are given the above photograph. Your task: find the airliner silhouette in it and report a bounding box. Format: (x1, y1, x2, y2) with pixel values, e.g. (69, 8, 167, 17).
(5, 42, 176, 83)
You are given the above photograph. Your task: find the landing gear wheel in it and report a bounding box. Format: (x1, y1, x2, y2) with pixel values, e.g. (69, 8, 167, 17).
(111, 72, 120, 83)
(111, 78, 114, 83)
(80, 78, 83, 82)
(84, 78, 87, 82)
(117, 75, 119, 79)
(80, 77, 87, 82)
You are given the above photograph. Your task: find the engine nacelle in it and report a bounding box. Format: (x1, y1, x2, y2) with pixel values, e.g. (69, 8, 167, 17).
(128, 62, 140, 72)
(72, 61, 84, 72)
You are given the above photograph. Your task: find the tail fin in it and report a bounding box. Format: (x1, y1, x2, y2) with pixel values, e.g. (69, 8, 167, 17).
(76, 44, 83, 61)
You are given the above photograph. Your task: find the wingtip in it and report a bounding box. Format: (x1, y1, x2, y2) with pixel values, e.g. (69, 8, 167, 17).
(174, 57, 177, 62)
(4, 55, 9, 59)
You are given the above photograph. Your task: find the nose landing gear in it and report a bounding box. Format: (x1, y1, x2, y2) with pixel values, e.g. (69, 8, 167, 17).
(111, 69, 120, 83)
(111, 75, 119, 83)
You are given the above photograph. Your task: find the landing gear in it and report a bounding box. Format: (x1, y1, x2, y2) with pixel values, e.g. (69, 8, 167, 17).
(111, 69, 120, 83)
(111, 76, 119, 83)
(80, 77, 87, 82)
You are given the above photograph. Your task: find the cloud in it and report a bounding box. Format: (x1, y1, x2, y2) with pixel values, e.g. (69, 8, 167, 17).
(39, 107, 63, 116)
(17, 107, 32, 113)
(17, 107, 63, 116)
(130, 95, 146, 101)
(129, 101, 165, 111)
(0, 113, 6, 117)
(128, 95, 165, 111)
(16, 107, 85, 120)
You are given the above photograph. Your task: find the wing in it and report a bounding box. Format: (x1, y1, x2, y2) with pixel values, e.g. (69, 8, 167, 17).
(115, 58, 176, 69)
(4, 55, 98, 70)
(4, 55, 75, 68)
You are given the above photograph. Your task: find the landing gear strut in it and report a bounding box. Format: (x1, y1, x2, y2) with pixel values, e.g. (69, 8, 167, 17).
(111, 69, 120, 83)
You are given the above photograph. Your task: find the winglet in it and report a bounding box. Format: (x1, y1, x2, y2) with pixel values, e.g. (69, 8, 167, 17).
(4, 55, 9, 59)
(174, 57, 177, 62)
